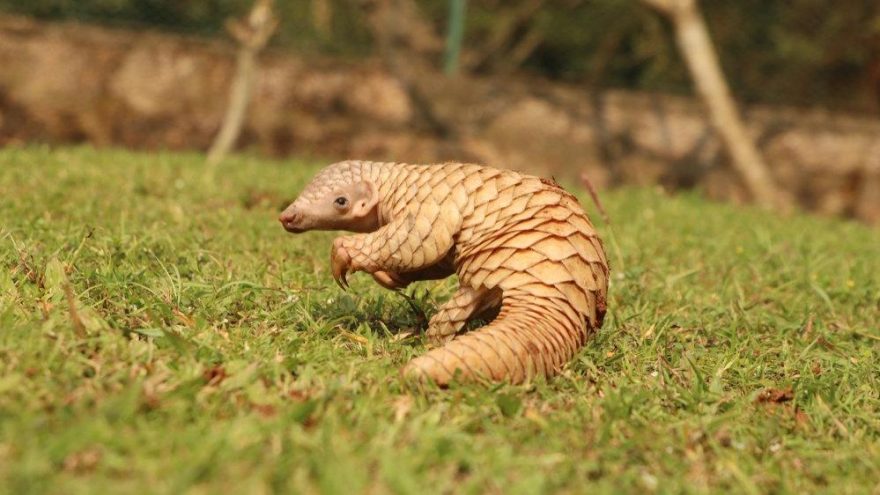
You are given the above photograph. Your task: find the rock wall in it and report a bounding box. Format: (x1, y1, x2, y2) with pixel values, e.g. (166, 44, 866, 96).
(1, 15, 878, 223)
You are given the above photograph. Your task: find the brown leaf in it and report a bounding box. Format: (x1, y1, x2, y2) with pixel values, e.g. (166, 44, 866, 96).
(794, 407, 810, 427)
(755, 388, 794, 404)
(63, 448, 102, 474)
(252, 403, 277, 418)
(287, 388, 310, 401)
(393, 395, 413, 422)
(203, 365, 228, 386)
(714, 428, 732, 447)
(173, 308, 196, 328)
(816, 337, 835, 350)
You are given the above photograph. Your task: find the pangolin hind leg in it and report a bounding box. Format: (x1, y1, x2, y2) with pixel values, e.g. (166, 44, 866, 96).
(426, 286, 502, 342)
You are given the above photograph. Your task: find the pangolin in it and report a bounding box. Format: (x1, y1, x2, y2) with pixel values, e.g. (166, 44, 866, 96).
(279, 160, 609, 385)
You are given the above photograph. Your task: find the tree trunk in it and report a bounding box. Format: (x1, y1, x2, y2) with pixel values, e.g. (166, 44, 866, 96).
(360, 0, 453, 137)
(207, 47, 258, 165)
(312, 0, 332, 37)
(207, 0, 278, 166)
(643, 0, 783, 208)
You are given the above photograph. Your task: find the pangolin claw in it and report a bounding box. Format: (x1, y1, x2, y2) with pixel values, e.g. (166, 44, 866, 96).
(331, 243, 352, 290)
(333, 264, 348, 290)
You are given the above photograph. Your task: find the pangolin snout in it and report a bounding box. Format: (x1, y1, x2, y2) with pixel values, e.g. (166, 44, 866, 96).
(278, 208, 305, 233)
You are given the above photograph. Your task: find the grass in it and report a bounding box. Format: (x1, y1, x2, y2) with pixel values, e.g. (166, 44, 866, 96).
(1, 145, 878, 494)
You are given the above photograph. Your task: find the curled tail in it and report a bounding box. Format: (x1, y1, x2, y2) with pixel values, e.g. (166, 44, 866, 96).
(402, 294, 591, 385)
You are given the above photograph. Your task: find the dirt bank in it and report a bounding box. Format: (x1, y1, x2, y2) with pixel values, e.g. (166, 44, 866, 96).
(1, 15, 878, 222)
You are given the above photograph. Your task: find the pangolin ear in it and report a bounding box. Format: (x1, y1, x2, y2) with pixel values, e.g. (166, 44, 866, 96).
(351, 180, 379, 218)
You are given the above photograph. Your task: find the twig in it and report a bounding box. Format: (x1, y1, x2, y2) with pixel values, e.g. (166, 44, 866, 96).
(580, 172, 625, 273)
(398, 290, 429, 330)
(64, 283, 87, 338)
(579, 172, 610, 225)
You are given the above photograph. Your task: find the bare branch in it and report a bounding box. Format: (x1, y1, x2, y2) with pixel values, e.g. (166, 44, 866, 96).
(641, 0, 676, 15)
(642, 0, 785, 208)
(207, 0, 278, 166)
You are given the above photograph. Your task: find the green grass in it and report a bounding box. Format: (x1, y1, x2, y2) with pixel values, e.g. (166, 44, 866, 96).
(1, 146, 878, 494)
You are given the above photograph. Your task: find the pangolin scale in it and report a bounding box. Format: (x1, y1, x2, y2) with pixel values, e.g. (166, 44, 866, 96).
(279, 160, 609, 385)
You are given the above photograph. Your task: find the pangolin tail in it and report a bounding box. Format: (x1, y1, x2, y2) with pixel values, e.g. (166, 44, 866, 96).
(402, 293, 591, 385)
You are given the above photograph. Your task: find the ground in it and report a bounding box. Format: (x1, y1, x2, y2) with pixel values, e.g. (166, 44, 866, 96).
(0, 146, 878, 494)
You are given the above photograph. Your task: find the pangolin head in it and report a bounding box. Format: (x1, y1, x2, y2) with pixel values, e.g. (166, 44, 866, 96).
(279, 161, 380, 234)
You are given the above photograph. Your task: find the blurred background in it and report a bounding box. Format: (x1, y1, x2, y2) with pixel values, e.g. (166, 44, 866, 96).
(1, 0, 878, 222)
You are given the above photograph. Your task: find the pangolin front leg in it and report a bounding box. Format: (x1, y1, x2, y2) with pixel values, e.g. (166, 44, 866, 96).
(426, 286, 502, 342)
(331, 205, 461, 288)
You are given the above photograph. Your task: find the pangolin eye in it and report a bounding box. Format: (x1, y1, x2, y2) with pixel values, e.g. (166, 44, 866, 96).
(334, 196, 348, 207)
